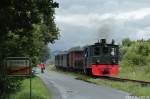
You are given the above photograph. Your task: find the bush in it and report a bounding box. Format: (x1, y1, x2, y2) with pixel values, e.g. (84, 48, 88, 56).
(121, 41, 150, 66)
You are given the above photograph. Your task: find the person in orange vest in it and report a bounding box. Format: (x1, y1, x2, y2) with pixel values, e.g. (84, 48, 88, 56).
(38, 63, 45, 73)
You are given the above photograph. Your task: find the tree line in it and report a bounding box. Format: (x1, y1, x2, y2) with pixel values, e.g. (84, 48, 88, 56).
(121, 38, 150, 67)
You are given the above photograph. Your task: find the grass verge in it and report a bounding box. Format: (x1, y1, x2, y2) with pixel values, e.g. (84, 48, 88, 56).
(119, 65, 150, 82)
(10, 76, 51, 99)
(76, 75, 150, 96)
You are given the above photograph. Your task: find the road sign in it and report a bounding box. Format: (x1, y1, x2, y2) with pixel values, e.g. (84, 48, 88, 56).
(6, 57, 31, 76)
(5, 57, 32, 99)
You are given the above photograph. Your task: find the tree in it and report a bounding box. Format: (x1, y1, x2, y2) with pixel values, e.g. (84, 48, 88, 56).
(0, 0, 59, 98)
(39, 45, 50, 62)
(121, 40, 150, 66)
(122, 38, 132, 47)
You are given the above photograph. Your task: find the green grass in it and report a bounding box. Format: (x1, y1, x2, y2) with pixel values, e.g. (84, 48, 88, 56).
(119, 65, 150, 81)
(10, 76, 51, 99)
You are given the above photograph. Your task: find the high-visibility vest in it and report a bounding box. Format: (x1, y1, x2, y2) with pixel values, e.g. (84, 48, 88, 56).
(38, 63, 45, 69)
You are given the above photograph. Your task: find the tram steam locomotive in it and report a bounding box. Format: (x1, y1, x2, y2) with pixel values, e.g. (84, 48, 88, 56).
(55, 39, 119, 76)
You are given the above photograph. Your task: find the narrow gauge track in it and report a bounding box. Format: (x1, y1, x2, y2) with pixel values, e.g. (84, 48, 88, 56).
(57, 69, 150, 86)
(98, 76, 150, 86)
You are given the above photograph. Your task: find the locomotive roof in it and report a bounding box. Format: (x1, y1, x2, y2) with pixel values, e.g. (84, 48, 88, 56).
(93, 43, 118, 46)
(83, 44, 118, 50)
(57, 51, 68, 55)
(56, 39, 118, 56)
(68, 47, 83, 52)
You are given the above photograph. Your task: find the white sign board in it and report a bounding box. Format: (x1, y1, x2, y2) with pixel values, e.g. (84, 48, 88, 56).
(6, 57, 30, 76)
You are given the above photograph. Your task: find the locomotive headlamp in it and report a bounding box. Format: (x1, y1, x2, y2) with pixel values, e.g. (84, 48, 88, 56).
(96, 59, 100, 64)
(111, 59, 116, 64)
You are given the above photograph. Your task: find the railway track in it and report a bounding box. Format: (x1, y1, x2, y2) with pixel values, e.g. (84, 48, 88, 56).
(58, 69, 150, 86)
(98, 76, 150, 86)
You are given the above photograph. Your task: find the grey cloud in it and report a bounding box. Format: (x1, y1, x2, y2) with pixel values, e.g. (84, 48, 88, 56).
(50, 24, 97, 51)
(126, 15, 150, 29)
(51, 0, 150, 51)
(56, 0, 150, 15)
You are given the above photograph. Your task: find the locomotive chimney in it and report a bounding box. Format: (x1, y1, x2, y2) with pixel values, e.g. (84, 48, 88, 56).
(101, 39, 106, 44)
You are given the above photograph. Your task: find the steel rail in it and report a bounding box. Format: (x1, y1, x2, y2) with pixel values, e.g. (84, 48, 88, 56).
(98, 76, 150, 86)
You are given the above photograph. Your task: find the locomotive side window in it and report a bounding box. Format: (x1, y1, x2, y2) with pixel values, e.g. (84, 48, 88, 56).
(84, 48, 88, 57)
(94, 47, 100, 55)
(111, 48, 115, 56)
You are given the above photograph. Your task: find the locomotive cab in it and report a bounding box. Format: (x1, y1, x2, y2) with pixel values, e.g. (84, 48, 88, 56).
(84, 39, 119, 76)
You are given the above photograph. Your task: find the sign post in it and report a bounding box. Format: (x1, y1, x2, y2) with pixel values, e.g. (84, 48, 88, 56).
(5, 57, 32, 99)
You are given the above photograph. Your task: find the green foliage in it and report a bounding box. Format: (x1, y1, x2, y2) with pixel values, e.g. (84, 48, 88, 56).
(122, 38, 132, 47)
(120, 38, 150, 81)
(121, 39, 150, 66)
(0, 0, 59, 61)
(0, 0, 59, 98)
(38, 45, 50, 62)
(10, 77, 51, 99)
(0, 76, 23, 99)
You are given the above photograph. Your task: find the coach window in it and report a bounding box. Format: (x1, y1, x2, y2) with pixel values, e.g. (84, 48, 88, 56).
(94, 47, 100, 55)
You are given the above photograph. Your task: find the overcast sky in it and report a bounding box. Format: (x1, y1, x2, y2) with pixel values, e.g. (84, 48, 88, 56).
(50, 0, 150, 51)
